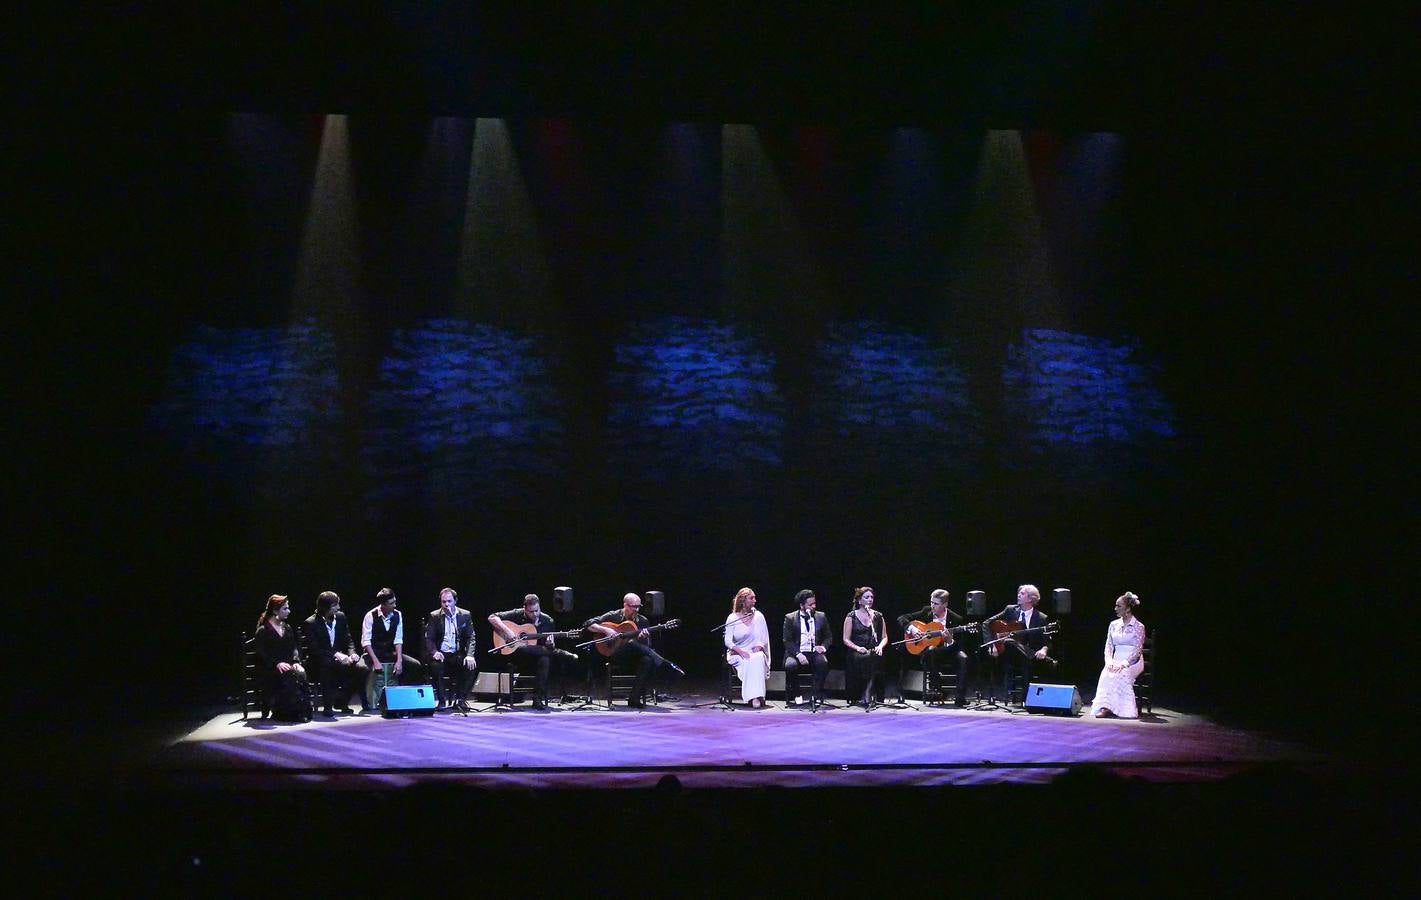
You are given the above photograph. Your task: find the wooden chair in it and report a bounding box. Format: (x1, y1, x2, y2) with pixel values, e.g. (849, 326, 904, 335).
(1134, 627, 1156, 715)
(239, 633, 265, 719)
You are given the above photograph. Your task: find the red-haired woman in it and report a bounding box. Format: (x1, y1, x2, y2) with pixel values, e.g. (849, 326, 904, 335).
(254, 594, 311, 721)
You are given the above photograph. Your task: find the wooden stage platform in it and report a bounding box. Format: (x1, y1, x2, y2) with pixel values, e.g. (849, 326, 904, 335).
(157, 681, 1324, 790)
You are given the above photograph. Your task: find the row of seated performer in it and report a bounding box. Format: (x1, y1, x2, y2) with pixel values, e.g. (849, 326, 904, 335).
(253, 584, 1146, 720)
(729, 584, 1145, 716)
(724, 583, 1061, 710)
(251, 588, 686, 718)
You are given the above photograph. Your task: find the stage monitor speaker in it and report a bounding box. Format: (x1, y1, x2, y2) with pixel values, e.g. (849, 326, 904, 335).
(1024, 682, 1082, 716)
(553, 586, 574, 613)
(1053, 588, 1071, 615)
(381, 685, 437, 718)
(966, 591, 987, 617)
(645, 590, 665, 617)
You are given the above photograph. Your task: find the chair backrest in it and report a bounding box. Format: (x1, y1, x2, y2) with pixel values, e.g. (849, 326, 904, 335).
(1134, 627, 1156, 714)
(240, 632, 257, 677)
(239, 632, 260, 714)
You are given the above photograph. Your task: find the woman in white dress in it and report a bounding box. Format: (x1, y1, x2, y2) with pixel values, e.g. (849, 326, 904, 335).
(725, 586, 771, 709)
(1092, 591, 1146, 718)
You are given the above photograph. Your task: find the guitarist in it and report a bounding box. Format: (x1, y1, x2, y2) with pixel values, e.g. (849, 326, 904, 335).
(896, 588, 969, 707)
(424, 588, 478, 712)
(582, 593, 684, 708)
(986, 584, 1058, 702)
(488, 593, 578, 710)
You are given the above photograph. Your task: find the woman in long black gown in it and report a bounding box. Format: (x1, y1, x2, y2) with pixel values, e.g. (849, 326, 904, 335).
(254, 593, 310, 721)
(841, 586, 887, 706)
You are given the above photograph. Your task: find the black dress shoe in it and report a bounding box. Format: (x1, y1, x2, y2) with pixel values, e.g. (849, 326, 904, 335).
(532, 698, 547, 710)
(662, 660, 686, 677)
(321, 707, 335, 718)
(626, 697, 646, 709)
(335, 706, 353, 714)
(555, 649, 579, 662)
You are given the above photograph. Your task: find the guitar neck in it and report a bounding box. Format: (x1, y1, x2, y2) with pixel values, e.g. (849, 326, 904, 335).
(494, 627, 580, 649)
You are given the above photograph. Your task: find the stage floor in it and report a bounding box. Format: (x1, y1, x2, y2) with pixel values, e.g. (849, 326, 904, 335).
(156, 682, 1326, 790)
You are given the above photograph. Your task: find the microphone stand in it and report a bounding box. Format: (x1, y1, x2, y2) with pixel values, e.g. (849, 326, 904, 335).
(859, 648, 907, 711)
(967, 607, 1025, 713)
(565, 625, 616, 711)
(889, 639, 930, 711)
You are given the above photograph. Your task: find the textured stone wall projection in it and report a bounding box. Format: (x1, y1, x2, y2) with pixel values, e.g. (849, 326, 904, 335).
(362, 319, 564, 502)
(150, 321, 343, 492)
(811, 320, 982, 472)
(1002, 328, 1175, 475)
(606, 317, 785, 481)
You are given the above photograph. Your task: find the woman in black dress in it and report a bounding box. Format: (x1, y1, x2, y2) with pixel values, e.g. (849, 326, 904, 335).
(841, 586, 887, 707)
(254, 594, 310, 720)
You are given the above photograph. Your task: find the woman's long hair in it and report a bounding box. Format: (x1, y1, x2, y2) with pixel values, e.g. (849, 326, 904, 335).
(731, 587, 755, 614)
(258, 593, 288, 627)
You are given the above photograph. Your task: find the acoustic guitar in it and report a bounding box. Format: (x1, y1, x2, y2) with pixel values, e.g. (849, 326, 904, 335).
(590, 619, 682, 657)
(983, 619, 1059, 659)
(490, 623, 584, 655)
(901, 620, 980, 655)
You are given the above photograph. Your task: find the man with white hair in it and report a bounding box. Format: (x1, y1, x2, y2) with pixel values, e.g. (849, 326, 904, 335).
(989, 584, 1057, 703)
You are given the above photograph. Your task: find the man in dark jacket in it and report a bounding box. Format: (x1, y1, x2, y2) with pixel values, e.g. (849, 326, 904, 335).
(424, 587, 478, 711)
(782, 589, 832, 705)
(897, 588, 970, 707)
(304, 590, 368, 715)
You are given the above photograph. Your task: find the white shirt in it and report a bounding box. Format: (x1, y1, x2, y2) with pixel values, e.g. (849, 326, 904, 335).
(798, 612, 816, 653)
(361, 607, 403, 651)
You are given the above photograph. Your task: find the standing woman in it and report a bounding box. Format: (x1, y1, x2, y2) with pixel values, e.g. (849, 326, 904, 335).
(254, 593, 310, 721)
(842, 586, 887, 707)
(724, 587, 771, 709)
(1091, 592, 1146, 719)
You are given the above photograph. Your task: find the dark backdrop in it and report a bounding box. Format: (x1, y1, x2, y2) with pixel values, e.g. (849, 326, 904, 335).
(15, 5, 1403, 759)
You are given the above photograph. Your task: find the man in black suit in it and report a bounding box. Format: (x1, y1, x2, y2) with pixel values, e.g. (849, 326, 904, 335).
(988, 584, 1057, 702)
(424, 587, 478, 712)
(304, 590, 368, 716)
(782, 589, 832, 706)
(896, 588, 969, 707)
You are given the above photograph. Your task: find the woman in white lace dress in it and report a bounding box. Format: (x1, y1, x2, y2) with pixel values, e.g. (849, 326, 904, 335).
(724, 587, 771, 709)
(1092, 592, 1146, 719)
